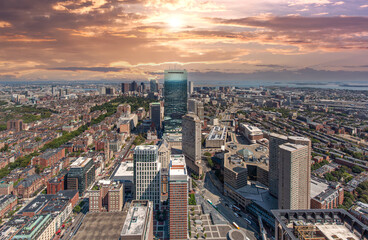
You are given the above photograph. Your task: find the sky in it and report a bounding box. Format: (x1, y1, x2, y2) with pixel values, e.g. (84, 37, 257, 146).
(0, 0, 368, 82)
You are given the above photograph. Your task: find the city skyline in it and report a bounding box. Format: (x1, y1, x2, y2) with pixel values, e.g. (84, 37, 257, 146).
(0, 1, 368, 82)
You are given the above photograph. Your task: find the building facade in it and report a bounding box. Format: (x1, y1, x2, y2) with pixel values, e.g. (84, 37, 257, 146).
(67, 157, 95, 195)
(182, 113, 202, 175)
(169, 155, 188, 240)
(150, 102, 162, 130)
(134, 145, 161, 209)
(278, 143, 310, 210)
(163, 69, 188, 133)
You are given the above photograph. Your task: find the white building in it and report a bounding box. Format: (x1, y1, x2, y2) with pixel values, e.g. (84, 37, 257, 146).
(134, 145, 161, 209)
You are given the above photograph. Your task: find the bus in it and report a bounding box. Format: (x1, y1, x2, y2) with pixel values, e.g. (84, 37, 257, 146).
(232, 222, 240, 229)
(207, 199, 213, 205)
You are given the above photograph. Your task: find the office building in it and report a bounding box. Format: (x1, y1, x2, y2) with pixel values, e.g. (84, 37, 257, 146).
(188, 81, 194, 94)
(239, 123, 263, 144)
(120, 200, 154, 240)
(169, 155, 188, 240)
(67, 157, 95, 195)
(187, 99, 204, 120)
(272, 209, 368, 240)
(134, 145, 161, 209)
(164, 69, 188, 132)
(205, 126, 227, 148)
(105, 87, 115, 95)
(150, 102, 162, 130)
(278, 143, 309, 210)
(150, 79, 158, 93)
(182, 113, 202, 175)
(129, 81, 137, 92)
(121, 82, 130, 94)
(89, 180, 124, 212)
(268, 133, 289, 198)
(158, 139, 171, 169)
(111, 161, 134, 196)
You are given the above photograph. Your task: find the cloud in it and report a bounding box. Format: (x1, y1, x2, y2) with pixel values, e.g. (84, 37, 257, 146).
(48, 67, 126, 72)
(360, 4, 368, 8)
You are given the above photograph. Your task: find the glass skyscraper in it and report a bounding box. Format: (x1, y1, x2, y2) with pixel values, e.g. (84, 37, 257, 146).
(164, 69, 188, 132)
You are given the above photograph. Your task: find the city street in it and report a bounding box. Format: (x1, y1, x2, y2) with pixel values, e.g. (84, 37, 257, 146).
(194, 171, 259, 240)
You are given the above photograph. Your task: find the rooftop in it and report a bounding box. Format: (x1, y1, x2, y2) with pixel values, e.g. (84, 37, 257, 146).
(169, 155, 187, 177)
(70, 157, 92, 168)
(208, 126, 227, 141)
(311, 177, 330, 199)
(121, 201, 152, 237)
(279, 143, 307, 152)
(73, 212, 127, 240)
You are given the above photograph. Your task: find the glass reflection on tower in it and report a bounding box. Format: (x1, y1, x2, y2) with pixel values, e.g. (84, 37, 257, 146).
(164, 69, 188, 132)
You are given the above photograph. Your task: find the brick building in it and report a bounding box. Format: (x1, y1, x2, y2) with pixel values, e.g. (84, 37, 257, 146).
(14, 174, 43, 198)
(32, 147, 65, 167)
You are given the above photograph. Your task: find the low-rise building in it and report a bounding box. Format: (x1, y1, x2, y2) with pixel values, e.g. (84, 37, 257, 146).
(12, 214, 57, 240)
(205, 126, 227, 148)
(14, 174, 43, 198)
(32, 147, 65, 167)
(310, 177, 344, 209)
(120, 200, 153, 240)
(239, 123, 263, 144)
(0, 195, 17, 217)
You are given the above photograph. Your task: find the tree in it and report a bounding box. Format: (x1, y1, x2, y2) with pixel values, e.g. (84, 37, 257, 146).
(73, 205, 82, 213)
(352, 165, 364, 174)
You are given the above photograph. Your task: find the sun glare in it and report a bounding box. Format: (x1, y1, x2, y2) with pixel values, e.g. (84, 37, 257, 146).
(168, 16, 182, 29)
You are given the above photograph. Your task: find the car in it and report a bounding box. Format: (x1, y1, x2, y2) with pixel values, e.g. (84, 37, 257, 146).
(225, 203, 229, 207)
(234, 213, 239, 218)
(238, 213, 242, 217)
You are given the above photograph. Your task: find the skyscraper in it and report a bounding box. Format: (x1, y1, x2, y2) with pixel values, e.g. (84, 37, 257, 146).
(133, 145, 161, 209)
(150, 102, 162, 130)
(121, 82, 130, 94)
(169, 155, 188, 240)
(268, 133, 288, 198)
(164, 69, 188, 132)
(269, 133, 311, 203)
(130, 81, 138, 92)
(278, 143, 310, 210)
(188, 81, 194, 94)
(150, 79, 158, 93)
(182, 113, 202, 174)
(188, 99, 204, 120)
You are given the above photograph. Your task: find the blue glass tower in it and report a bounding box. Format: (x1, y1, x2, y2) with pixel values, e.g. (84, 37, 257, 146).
(164, 69, 188, 132)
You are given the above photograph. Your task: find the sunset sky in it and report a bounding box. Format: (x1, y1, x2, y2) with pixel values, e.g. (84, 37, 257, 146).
(0, 0, 368, 82)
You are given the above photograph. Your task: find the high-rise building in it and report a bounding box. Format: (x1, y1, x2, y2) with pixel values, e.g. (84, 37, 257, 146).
(130, 81, 138, 92)
(158, 139, 171, 169)
(268, 133, 288, 198)
(67, 157, 95, 195)
(268, 134, 312, 205)
(140, 82, 146, 93)
(150, 79, 158, 93)
(121, 82, 130, 94)
(182, 113, 202, 174)
(188, 99, 204, 120)
(278, 143, 310, 210)
(164, 69, 188, 132)
(150, 102, 162, 130)
(188, 81, 194, 94)
(51, 85, 57, 96)
(105, 87, 115, 95)
(169, 155, 188, 240)
(134, 145, 161, 209)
